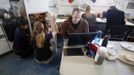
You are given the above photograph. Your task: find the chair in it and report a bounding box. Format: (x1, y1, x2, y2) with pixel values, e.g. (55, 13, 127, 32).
(89, 25, 99, 32)
(57, 33, 64, 48)
(126, 29, 134, 42)
(107, 25, 129, 41)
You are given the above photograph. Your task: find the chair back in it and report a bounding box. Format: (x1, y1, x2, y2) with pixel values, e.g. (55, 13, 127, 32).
(108, 25, 128, 41)
(89, 25, 99, 32)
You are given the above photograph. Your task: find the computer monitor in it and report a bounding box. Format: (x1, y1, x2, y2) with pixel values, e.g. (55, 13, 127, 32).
(102, 11, 107, 18)
(10, 0, 20, 1)
(67, 32, 98, 46)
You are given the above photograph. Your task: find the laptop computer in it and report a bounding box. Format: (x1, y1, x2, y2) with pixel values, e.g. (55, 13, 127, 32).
(67, 32, 98, 46)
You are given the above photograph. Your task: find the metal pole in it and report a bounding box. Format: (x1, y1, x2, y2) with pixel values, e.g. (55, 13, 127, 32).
(22, 0, 33, 36)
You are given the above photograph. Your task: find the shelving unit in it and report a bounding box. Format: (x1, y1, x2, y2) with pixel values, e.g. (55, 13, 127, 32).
(0, 19, 12, 55)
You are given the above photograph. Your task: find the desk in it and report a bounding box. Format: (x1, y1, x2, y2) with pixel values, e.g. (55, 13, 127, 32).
(56, 19, 66, 23)
(125, 21, 134, 26)
(56, 18, 134, 26)
(56, 18, 134, 40)
(60, 41, 134, 75)
(96, 18, 106, 23)
(96, 18, 134, 27)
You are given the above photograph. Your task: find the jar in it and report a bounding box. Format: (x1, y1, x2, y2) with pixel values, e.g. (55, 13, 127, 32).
(94, 47, 107, 65)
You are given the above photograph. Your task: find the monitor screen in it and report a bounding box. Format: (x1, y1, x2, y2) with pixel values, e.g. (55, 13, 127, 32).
(67, 32, 97, 46)
(10, 0, 20, 1)
(102, 11, 107, 18)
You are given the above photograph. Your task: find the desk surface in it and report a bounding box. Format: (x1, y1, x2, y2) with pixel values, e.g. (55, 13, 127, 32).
(56, 18, 134, 27)
(96, 18, 134, 26)
(60, 41, 134, 75)
(56, 19, 66, 23)
(125, 21, 134, 26)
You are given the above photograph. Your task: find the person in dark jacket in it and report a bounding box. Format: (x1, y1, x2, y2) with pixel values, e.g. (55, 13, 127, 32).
(105, 6, 125, 34)
(13, 17, 33, 59)
(33, 21, 55, 64)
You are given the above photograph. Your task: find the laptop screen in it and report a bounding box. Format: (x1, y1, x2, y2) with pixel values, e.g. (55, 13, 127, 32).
(67, 32, 97, 46)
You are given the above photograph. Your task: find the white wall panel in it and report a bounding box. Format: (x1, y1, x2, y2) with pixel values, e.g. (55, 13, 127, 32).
(24, 0, 49, 14)
(0, 0, 10, 10)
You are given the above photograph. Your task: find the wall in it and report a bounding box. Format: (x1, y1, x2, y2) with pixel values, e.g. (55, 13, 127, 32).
(49, 0, 58, 14)
(0, 0, 10, 10)
(10, 0, 26, 17)
(55, 0, 116, 15)
(0, 0, 27, 17)
(0, 0, 134, 19)
(54, 0, 134, 19)
(24, 0, 49, 14)
(116, 0, 134, 19)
